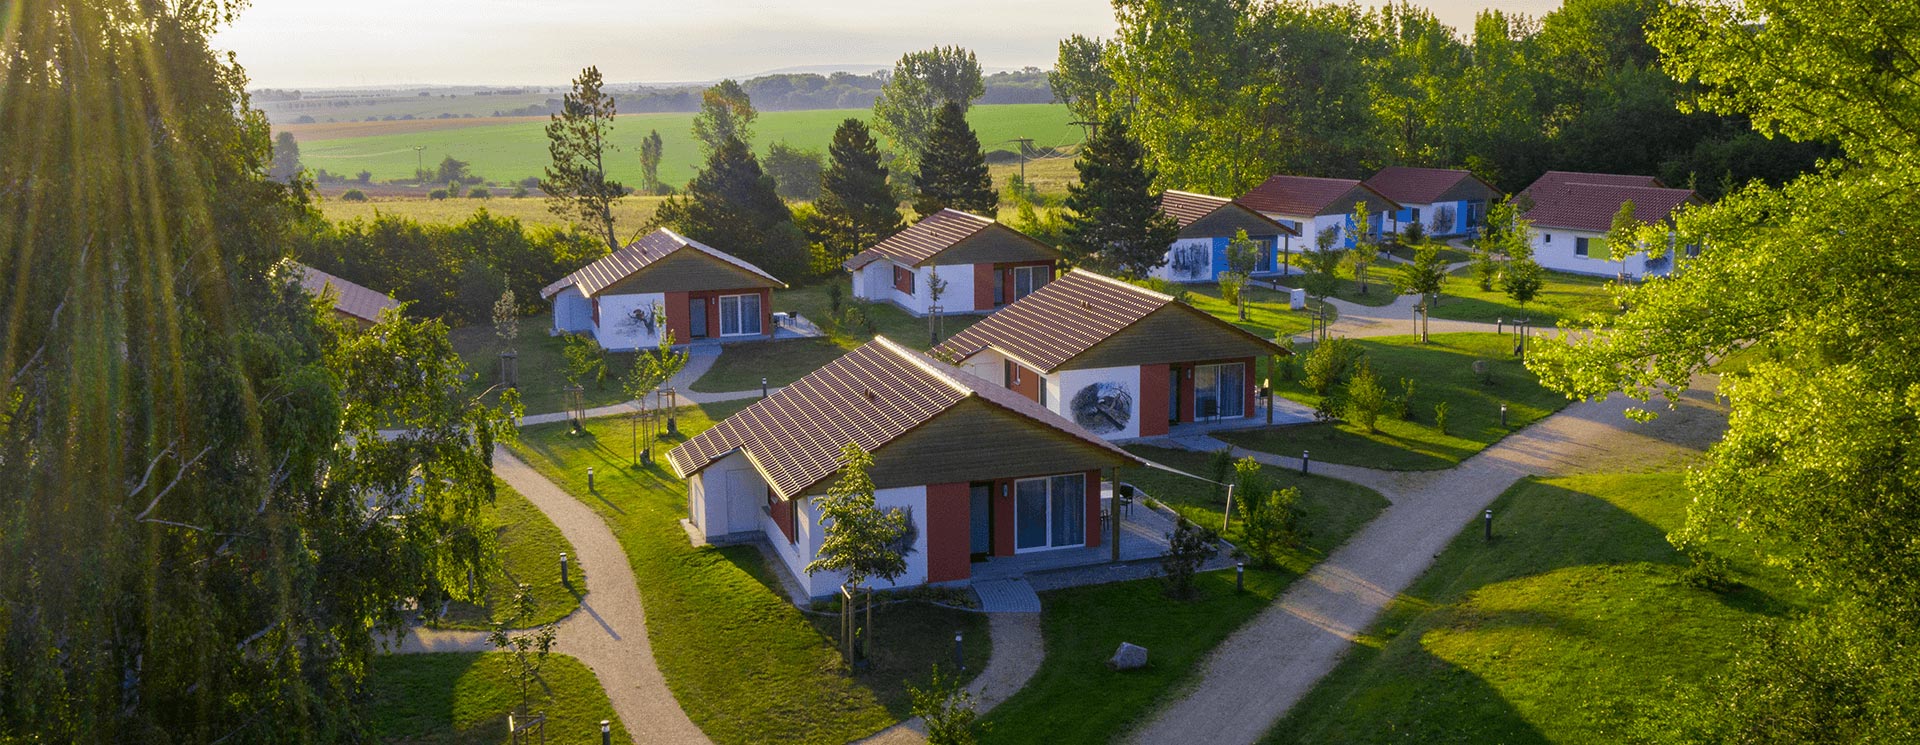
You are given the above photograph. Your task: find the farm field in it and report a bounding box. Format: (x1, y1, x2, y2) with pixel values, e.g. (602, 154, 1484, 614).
(288, 104, 1081, 188)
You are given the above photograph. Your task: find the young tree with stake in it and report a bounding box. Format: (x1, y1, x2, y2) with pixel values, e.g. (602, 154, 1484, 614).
(807, 444, 910, 661)
(1219, 229, 1261, 321)
(623, 311, 688, 466)
(1347, 201, 1381, 295)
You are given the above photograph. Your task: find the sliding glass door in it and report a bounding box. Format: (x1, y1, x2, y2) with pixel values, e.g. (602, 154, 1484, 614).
(1014, 474, 1087, 551)
(1194, 362, 1246, 420)
(717, 293, 763, 337)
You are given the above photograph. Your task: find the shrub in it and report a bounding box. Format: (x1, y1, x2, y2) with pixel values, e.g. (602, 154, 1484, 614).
(1434, 401, 1450, 435)
(512, 185, 529, 198)
(1136, 277, 1191, 304)
(340, 189, 368, 202)
(1302, 337, 1361, 395)
(1241, 486, 1303, 567)
(468, 187, 491, 199)
(1160, 521, 1219, 600)
(1344, 360, 1388, 433)
(910, 665, 983, 745)
(1681, 549, 1739, 593)
(356, 170, 373, 183)
(428, 189, 449, 200)
(1396, 377, 1417, 421)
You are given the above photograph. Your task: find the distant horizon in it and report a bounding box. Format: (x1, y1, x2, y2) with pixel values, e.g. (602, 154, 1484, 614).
(218, 0, 1564, 90)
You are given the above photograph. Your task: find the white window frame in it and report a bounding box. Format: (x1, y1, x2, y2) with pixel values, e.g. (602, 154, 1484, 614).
(1012, 474, 1087, 553)
(1012, 265, 1048, 300)
(717, 293, 763, 337)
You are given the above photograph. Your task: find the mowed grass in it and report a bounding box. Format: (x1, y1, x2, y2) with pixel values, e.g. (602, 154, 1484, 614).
(292, 104, 1079, 188)
(452, 317, 643, 416)
(507, 404, 989, 744)
(366, 652, 629, 744)
(1269, 259, 1405, 308)
(1118, 446, 1387, 558)
(1217, 333, 1570, 470)
(1425, 266, 1622, 327)
(317, 193, 665, 232)
(436, 478, 584, 631)
(982, 459, 1386, 744)
(1178, 283, 1321, 345)
(1267, 472, 1807, 744)
(691, 283, 987, 392)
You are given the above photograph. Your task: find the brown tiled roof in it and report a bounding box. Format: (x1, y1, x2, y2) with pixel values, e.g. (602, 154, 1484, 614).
(1157, 190, 1296, 235)
(1238, 175, 1398, 217)
(844, 208, 994, 269)
(666, 336, 1138, 498)
(295, 263, 399, 323)
(934, 269, 1282, 372)
(1520, 177, 1700, 233)
(539, 228, 785, 299)
(1523, 171, 1665, 195)
(1364, 167, 1493, 205)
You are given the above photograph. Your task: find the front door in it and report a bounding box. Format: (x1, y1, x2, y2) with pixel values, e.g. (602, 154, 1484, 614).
(1168, 365, 1182, 425)
(688, 297, 708, 339)
(969, 483, 992, 560)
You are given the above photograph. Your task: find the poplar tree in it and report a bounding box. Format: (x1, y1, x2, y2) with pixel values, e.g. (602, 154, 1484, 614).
(638, 129, 665, 195)
(911, 102, 996, 217)
(542, 66, 625, 251)
(816, 118, 903, 266)
(1062, 114, 1179, 278)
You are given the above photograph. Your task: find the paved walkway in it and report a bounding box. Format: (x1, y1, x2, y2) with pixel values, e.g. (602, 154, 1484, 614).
(1122, 378, 1728, 745)
(519, 346, 775, 426)
(857, 606, 1046, 745)
(973, 579, 1043, 613)
(388, 448, 710, 745)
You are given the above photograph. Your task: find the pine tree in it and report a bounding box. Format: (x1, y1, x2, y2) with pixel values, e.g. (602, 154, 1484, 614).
(911, 101, 996, 217)
(1061, 114, 1179, 278)
(655, 135, 808, 280)
(817, 118, 903, 267)
(542, 66, 625, 251)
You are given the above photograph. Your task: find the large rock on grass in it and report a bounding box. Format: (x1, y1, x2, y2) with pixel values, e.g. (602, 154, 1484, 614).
(1108, 642, 1149, 671)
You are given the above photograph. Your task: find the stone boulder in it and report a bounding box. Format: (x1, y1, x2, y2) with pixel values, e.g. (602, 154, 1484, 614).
(1108, 642, 1149, 671)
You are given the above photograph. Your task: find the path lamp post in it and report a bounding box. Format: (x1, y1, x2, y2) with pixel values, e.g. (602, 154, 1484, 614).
(1484, 509, 1494, 540)
(1236, 562, 1246, 593)
(601, 720, 611, 745)
(1496, 317, 1504, 334)
(1301, 450, 1310, 475)
(586, 467, 594, 492)
(955, 631, 965, 671)
(560, 552, 570, 587)
(1500, 403, 1508, 428)
(761, 376, 768, 399)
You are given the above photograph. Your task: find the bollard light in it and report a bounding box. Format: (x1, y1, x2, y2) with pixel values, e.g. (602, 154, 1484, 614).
(601, 719, 612, 745)
(1484, 509, 1494, 540)
(761, 376, 769, 399)
(560, 552, 570, 587)
(955, 631, 965, 671)
(1500, 403, 1509, 428)
(587, 466, 595, 491)
(1301, 450, 1310, 476)
(1496, 317, 1504, 334)
(1236, 562, 1246, 593)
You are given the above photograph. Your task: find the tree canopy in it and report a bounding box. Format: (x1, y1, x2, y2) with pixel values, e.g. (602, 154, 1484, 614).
(541, 65, 625, 250)
(815, 118, 903, 269)
(911, 102, 997, 218)
(692, 78, 757, 156)
(655, 135, 809, 281)
(1061, 113, 1178, 278)
(873, 46, 984, 177)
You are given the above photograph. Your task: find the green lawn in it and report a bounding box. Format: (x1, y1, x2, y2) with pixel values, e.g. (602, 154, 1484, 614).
(437, 478, 584, 630)
(982, 456, 1387, 744)
(1269, 260, 1404, 308)
(506, 404, 989, 744)
(1119, 446, 1387, 561)
(366, 652, 630, 744)
(1267, 472, 1807, 744)
(1385, 241, 1472, 265)
(452, 317, 638, 416)
(1217, 333, 1570, 470)
(1425, 267, 1621, 327)
(296, 104, 1078, 189)
(693, 283, 988, 392)
(1179, 284, 1321, 345)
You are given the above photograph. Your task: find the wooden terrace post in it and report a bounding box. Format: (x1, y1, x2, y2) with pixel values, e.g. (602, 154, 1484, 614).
(1109, 467, 1121, 563)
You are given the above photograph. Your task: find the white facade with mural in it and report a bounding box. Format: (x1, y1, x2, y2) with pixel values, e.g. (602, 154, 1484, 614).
(1044, 365, 1144, 441)
(763, 485, 931, 599)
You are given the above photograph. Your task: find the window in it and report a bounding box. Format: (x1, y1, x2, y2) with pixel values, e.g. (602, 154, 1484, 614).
(1410, 207, 1421, 224)
(1194, 362, 1246, 420)
(1014, 474, 1087, 551)
(992, 267, 1006, 305)
(1575, 237, 1590, 257)
(1544, 233, 1552, 244)
(894, 265, 916, 295)
(717, 293, 762, 336)
(1012, 265, 1049, 301)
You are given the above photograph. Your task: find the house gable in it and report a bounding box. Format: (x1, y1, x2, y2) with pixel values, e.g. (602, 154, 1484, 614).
(1063, 303, 1284, 371)
(597, 245, 784, 296)
(1432, 175, 1500, 205)
(860, 397, 1132, 492)
(924, 223, 1061, 267)
(1179, 202, 1293, 241)
(1322, 184, 1397, 217)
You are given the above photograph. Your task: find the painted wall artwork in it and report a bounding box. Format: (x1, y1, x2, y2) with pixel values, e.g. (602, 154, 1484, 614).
(1168, 244, 1209, 281)
(1070, 382, 1134, 434)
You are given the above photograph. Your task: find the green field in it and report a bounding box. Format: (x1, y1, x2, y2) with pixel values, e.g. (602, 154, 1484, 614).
(367, 652, 629, 744)
(292, 104, 1079, 188)
(1268, 472, 1807, 744)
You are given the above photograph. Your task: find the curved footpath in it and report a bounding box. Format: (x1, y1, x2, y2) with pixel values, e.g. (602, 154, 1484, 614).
(856, 612, 1046, 745)
(1124, 376, 1729, 745)
(388, 447, 711, 744)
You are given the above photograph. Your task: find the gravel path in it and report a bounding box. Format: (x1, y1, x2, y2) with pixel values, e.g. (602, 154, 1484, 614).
(1123, 378, 1728, 745)
(518, 346, 775, 427)
(388, 447, 710, 745)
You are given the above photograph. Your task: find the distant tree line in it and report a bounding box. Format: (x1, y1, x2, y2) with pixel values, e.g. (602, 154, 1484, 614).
(493, 69, 1053, 118)
(1056, 0, 1833, 197)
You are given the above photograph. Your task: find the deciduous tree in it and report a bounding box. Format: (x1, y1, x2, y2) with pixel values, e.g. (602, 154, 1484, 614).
(692, 79, 757, 156)
(873, 46, 984, 176)
(639, 129, 665, 195)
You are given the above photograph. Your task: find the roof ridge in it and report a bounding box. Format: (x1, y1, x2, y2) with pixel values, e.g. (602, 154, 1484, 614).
(937, 207, 995, 225)
(1069, 268, 1174, 303)
(872, 335, 976, 398)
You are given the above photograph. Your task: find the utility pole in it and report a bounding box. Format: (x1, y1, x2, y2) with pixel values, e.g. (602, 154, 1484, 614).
(413, 145, 425, 180)
(1070, 120, 1103, 141)
(1007, 137, 1034, 183)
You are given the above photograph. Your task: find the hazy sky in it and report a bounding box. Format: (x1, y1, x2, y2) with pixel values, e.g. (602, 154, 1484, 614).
(217, 0, 1565, 89)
